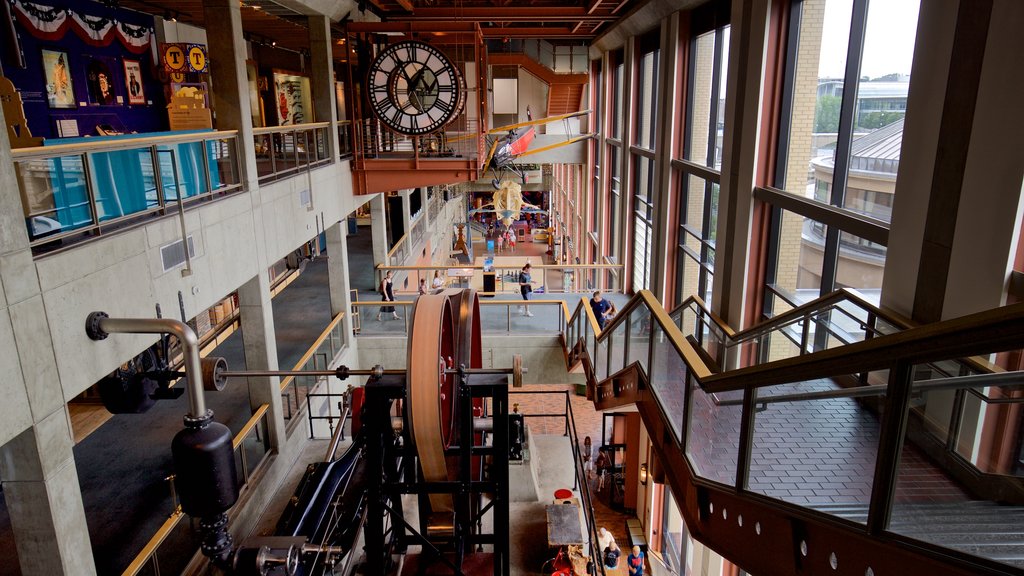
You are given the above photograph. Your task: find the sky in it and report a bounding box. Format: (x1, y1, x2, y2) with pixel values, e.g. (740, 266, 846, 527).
(818, 0, 921, 79)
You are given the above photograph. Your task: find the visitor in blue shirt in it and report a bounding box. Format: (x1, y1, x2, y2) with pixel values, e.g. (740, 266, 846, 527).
(627, 546, 645, 576)
(590, 291, 612, 330)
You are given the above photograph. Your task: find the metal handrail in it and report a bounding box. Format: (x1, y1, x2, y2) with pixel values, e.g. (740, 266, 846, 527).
(279, 312, 347, 393)
(10, 130, 240, 160)
(251, 121, 332, 135)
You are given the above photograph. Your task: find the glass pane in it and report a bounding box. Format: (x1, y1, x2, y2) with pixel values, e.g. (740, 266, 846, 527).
(686, 374, 740, 485)
(835, 230, 886, 295)
(746, 375, 885, 519)
(627, 306, 651, 372)
(843, 0, 919, 222)
(613, 56, 624, 139)
(608, 318, 626, 376)
(160, 142, 209, 199)
(17, 155, 94, 239)
(649, 323, 686, 442)
(90, 147, 159, 220)
(637, 49, 659, 150)
(780, 0, 852, 197)
(686, 31, 715, 164)
(255, 134, 275, 179)
(209, 139, 239, 189)
(889, 363, 1021, 569)
(714, 27, 730, 171)
(771, 210, 825, 302)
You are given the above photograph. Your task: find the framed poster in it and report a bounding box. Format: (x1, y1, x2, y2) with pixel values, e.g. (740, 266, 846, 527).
(123, 59, 145, 105)
(85, 58, 117, 105)
(42, 49, 75, 109)
(272, 71, 311, 125)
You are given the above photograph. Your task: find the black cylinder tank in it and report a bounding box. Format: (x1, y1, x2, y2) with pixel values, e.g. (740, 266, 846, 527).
(172, 421, 239, 517)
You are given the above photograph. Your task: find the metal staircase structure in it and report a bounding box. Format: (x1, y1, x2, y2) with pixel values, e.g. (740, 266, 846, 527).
(563, 289, 1024, 576)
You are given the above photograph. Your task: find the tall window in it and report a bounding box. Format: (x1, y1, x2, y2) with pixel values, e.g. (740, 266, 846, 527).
(631, 32, 660, 292)
(764, 0, 919, 317)
(675, 16, 730, 307)
(607, 49, 625, 261)
(650, 483, 688, 573)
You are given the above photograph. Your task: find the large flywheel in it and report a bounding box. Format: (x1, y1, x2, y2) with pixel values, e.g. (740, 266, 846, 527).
(406, 289, 483, 522)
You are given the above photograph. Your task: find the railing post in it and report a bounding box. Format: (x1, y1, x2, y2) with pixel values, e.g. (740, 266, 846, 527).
(867, 360, 914, 535)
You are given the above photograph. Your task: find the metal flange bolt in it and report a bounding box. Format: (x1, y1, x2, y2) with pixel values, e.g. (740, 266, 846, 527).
(86, 311, 110, 340)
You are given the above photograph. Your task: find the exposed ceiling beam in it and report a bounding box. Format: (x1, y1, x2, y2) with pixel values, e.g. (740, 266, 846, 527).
(480, 27, 579, 38)
(387, 7, 616, 22)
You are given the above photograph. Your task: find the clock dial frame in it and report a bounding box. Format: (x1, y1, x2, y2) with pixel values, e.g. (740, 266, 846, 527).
(367, 41, 464, 136)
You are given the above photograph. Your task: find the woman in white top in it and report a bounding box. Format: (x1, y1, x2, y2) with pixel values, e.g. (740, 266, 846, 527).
(431, 270, 445, 289)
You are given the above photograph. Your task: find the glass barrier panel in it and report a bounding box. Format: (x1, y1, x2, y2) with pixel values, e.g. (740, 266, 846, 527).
(90, 147, 159, 221)
(649, 323, 687, 443)
(890, 363, 1009, 568)
(17, 155, 94, 240)
(595, 337, 608, 382)
(686, 375, 741, 486)
(746, 375, 885, 522)
(255, 134, 275, 179)
(159, 142, 209, 199)
(627, 306, 652, 373)
(140, 514, 199, 576)
(607, 318, 625, 376)
(279, 133, 298, 173)
(208, 138, 239, 190)
(951, 382, 1024, 478)
(758, 317, 806, 363)
(316, 127, 327, 161)
(508, 302, 562, 334)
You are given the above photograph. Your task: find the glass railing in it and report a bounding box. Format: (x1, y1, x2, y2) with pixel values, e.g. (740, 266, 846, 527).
(11, 131, 242, 253)
(121, 403, 272, 576)
(351, 299, 571, 336)
(375, 264, 626, 296)
(279, 312, 348, 430)
(564, 289, 1024, 573)
(253, 122, 333, 184)
(337, 120, 353, 158)
(672, 288, 907, 371)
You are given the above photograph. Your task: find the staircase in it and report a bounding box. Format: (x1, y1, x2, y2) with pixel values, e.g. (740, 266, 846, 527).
(816, 502, 1024, 569)
(489, 53, 588, 116)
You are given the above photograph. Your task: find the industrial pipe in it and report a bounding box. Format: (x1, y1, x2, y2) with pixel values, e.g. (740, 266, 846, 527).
(87, 312, 207, 420)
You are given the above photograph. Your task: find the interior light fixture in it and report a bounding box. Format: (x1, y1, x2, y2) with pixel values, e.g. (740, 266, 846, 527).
(639, 462, 648, 485)
(271, 40, 277, 47)
(163, 10, 177, 22)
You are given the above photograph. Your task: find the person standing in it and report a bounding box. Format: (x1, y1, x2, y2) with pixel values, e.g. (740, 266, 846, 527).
(431, 270, 445, 289)
(590, 291, 613, 330)
(582, 436, 594, 476)
(377, 271, 400, 321)
(604, 542, 621, 569)
(518, 262, 534, 316)
(627, 546, 645, 576)
(496, 233, 504, 253)
(418, 278, 427, 295)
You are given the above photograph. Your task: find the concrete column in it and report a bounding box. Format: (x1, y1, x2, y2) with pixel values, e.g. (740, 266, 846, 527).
(325, 220, 355, 339)
(370, 194, 389, 284)
(203, 0, 258, 188)
(308, 14, 339, 158)
(399, 189, 413, 239)
(0, 72, 95, 576)
(711, 0, 770, 328)
(236, 274, 286, 449)
(0, 410, 96, 576)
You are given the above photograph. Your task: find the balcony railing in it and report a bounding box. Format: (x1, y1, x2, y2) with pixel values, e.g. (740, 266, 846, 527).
(355, 117, 483, 162)
(11, 130, 243, 254)
(279, 311, 348, 430)
(253, 122, 333, 184)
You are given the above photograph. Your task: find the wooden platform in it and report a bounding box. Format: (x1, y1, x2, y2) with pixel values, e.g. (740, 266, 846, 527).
(400, 552, 495, 575)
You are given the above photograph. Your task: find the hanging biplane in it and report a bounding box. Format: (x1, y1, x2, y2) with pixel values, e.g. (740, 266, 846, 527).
(482, 108, 594, 189)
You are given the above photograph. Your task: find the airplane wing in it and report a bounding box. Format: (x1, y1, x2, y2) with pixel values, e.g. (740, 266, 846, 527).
(486, 109, 592, 135)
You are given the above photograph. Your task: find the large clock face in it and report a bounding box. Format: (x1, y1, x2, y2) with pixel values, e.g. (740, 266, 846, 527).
(368, 41, 464, 136)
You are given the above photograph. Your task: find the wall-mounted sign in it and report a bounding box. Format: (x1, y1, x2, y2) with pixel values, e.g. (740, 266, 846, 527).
(162, 43, 209, 73)
(187, 45, 208, 73)
(162, 43, 187, 72)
